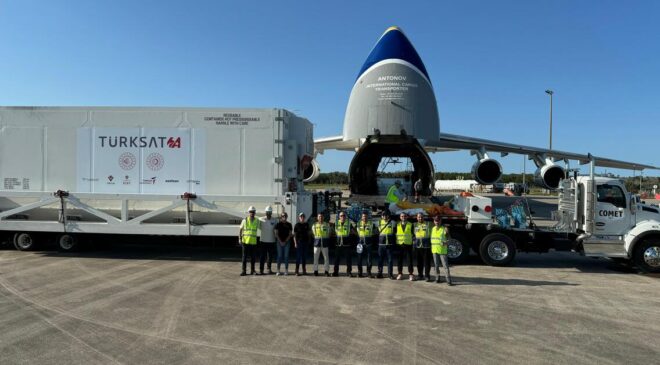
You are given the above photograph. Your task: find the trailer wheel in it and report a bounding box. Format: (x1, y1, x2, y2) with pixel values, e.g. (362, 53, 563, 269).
(479, 233, 516, 266)
(58, 234, 79, 252)
(13, 232, 37, 251)
(446, 232, 470, 264)
(633, 238, 660, 273)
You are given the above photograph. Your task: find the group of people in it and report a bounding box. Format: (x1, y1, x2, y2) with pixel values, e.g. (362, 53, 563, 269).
(239, 206, 453, 285)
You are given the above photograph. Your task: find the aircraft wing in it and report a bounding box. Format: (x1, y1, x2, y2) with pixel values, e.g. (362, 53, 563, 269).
(314, 135, 362, 153)
(426, 132, 657, 170)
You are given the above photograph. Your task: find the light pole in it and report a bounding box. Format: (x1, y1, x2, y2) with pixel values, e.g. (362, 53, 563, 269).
(545, 89, 554, 150)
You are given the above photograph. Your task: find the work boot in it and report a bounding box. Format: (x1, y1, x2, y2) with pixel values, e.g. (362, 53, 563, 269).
(240, 272, 246, 276)
(436, 276, 442, 283)
(314, 271, 318, 277)
(409, 274, 415, 281)
(332, 272, 339, 277)
(425, 277, 432, 282)
(396, 273, 403, 280)
(348, 272, 354, 278)
(376, 273, 383, 279)
(389, 274, 395, 280)
(302, 269, 307, 275)
(325, 271, 330, 277)
(447, 281, 454, 286)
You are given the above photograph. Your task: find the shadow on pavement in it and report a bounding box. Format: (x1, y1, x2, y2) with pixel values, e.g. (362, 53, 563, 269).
(452, 276, 578, 286)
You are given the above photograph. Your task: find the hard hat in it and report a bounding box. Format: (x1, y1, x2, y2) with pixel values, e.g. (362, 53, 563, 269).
(395, 180, 402, 186)
(247, 206, 256, 213)
(265, 206, 273, 213)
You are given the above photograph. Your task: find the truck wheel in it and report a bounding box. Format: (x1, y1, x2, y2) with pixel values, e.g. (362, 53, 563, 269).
(13, 232, 36, 251)
(479, 233, 516, 266)
(58, 234, 79, 252)
(633, 238, 660, 273)
(446, 232, 470, 264)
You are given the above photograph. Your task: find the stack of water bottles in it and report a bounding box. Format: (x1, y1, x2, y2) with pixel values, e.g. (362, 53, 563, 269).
(495, 199, 528, 229)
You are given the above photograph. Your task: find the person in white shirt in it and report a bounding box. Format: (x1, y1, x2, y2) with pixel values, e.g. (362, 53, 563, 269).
(259, 206, 278, 275)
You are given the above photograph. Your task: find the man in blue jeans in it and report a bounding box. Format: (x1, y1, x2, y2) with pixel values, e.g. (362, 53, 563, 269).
(377, 211, 395, 279)
(356, 211, 376, 278)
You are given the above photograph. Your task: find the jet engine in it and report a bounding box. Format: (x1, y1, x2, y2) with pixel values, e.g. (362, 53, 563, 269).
(471, 158, 503, 185)
(303, 159, 321, 183)
(533, 158, 566, 190)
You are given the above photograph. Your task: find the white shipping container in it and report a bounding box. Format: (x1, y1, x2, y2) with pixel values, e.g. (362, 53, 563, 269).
(0, 107, 315, 242)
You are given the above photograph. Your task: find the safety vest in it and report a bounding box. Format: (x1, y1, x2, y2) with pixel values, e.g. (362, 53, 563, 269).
(336, 221, 351, 237)
(386, 185, 400, 203)
(396, 222, 413, 245)
(357, 221, 373, 238)
(431, 226, 448, 254)
(242, 217, 259, 245)
(312, 222, 330, 239)
(415, 222, 430, 239)
(379, 219, 393, 235)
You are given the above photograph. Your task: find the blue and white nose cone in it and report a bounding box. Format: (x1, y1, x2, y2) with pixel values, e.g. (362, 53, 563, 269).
(343, 26, 440, 142)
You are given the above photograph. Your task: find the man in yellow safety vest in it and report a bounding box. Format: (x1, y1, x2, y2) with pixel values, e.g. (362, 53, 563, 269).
(396, 212, 415, 281)
(238, 206, 259, 276)
(431, 215, 453, 285)
(385, 180, 404, 209)
(333, 211, 355, 277)
(377, 211, 395, 279)
(356, 211, 376, 278)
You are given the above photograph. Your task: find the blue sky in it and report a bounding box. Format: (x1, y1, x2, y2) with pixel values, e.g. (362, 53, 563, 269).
(2, 1, 659, 177)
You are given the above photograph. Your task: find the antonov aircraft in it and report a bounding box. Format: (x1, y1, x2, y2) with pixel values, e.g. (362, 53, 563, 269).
(307, 26, 656, 195)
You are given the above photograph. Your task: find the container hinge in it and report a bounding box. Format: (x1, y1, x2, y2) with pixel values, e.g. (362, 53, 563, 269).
(274, 178, 284, 183)
(275, 117, 285, 121)
(274, 156, 283, 164)
(274, 139, 284, 144)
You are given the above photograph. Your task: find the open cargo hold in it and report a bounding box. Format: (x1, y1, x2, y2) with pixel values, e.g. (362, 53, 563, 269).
(0, 107, 314, 239)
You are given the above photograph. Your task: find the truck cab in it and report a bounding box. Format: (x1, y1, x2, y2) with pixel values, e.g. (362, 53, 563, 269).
(570, 176, 660, 272)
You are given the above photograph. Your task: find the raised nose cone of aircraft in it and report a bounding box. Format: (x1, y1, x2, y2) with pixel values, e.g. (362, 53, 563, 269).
(343, 26, 439, 142)
(345, 27, 438, 196)
(356, 26, 430, 82)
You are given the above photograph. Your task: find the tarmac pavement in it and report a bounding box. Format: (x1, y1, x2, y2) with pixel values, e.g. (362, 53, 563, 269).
(1, 243, 659, 364)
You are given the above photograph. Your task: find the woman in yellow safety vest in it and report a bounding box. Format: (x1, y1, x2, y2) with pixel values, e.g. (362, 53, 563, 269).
(312, 213, 331, 277)
(239, 206, 259, 276)
(396, 212, 415, 281)
(414, 212, 432, 282)
(431, 215, 453, 285)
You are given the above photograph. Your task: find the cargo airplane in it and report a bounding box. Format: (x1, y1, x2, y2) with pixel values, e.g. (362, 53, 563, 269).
(305, 26, 657, 195)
